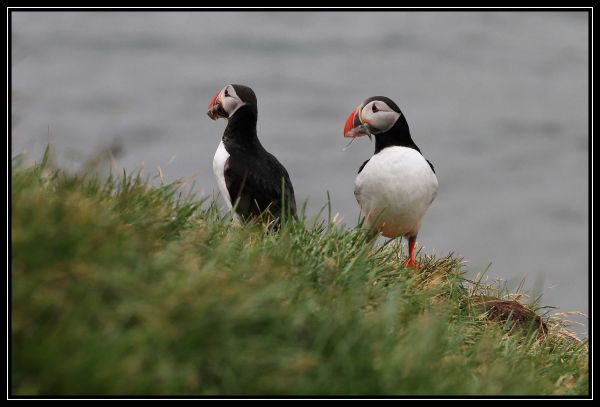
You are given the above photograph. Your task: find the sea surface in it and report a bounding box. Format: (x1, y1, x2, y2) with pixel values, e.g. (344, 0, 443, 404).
(11, 11, 589, 333)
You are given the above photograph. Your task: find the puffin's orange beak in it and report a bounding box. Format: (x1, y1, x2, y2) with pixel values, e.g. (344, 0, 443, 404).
(207, 90, 222, 120)
(343, 105, 370, 138)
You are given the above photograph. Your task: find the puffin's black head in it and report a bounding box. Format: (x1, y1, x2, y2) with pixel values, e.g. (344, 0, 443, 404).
(343, 96, 405, 138)
(207, 84, 257, 120)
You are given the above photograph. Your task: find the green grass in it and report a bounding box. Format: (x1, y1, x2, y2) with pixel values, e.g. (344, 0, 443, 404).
(11, 149, 588, 396)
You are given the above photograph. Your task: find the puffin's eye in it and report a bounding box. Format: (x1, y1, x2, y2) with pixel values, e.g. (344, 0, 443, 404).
(224, 89, 230, 97)
(372, 104, 379, 113)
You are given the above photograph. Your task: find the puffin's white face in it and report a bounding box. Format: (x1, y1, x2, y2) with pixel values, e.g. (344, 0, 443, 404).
(207, 84, 246, 120)
(344, 99, 401, 138)
(359, 100, 401, 134)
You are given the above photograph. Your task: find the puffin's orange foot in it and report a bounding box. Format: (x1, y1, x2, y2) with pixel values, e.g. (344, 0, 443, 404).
(402, 259, 422, 269)
(402, 237, 422, 268)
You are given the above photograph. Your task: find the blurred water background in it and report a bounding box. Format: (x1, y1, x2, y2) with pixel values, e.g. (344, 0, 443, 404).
(11, 11, 588, 332)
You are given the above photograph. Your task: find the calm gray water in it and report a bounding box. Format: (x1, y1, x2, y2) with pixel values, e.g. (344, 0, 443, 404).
(11, 12, 589, 333)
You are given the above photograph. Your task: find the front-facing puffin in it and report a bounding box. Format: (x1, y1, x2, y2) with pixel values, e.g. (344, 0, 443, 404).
(343, 96, 438, 268)
(207, 84, 296, 223)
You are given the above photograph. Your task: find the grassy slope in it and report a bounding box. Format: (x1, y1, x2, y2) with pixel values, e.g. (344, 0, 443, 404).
(11, 154, 588, 396)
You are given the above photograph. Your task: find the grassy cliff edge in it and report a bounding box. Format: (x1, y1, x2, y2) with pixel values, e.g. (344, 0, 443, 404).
(11, 152, 588, 396)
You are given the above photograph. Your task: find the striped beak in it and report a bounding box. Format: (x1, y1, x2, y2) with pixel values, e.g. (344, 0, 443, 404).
(343, 105, 371, 139)
(207, 89, 227, 120)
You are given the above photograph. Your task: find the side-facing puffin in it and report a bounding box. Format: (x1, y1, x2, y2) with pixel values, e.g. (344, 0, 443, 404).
(343, 96, 438, 268)
(207, 84, 296, 223)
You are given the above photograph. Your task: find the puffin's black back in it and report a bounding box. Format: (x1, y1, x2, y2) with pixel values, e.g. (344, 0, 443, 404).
(221, 86, 296, 222)
(225, 144, 297, 222)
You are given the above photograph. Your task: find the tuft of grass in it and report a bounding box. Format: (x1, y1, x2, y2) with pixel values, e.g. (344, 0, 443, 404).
(11, 152, 588, 396)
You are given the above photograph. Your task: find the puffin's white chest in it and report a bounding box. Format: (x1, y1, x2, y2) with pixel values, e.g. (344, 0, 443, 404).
(354, 146, 438, 238)
(213, 141, 232, 209)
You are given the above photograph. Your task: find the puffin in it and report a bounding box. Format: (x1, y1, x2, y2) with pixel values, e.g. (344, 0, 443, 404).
(343, 96, 438, 268)
(207, 84, 296, 223)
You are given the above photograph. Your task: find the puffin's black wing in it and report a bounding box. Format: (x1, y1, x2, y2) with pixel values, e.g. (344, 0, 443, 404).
(358, 159, 370, 174)
(426, 159, 435, 174)
(225, 151, 296, 221)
